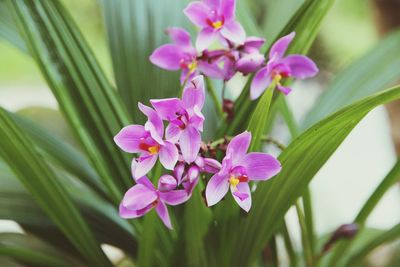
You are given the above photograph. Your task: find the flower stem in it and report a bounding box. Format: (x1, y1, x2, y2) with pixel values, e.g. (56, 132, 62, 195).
(205, 77, 224, 118)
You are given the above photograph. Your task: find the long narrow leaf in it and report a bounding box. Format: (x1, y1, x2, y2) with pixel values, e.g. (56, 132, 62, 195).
(0, 108, 112, 266)
(8, 0, 132, 203)
(232, 84, 400, 267)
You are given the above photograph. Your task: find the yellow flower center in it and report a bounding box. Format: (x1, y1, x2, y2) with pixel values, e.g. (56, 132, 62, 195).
(229, 175, 240, 189)
(212, 20, 223, 29)
(148, 145, 160, 155)
(188, 60, 197, 74)
(273, 74, 282, 83)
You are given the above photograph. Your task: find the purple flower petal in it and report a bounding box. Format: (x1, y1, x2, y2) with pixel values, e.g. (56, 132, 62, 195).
(277, 84, 292, 95)
(166, 27, 192, 48)
(166, 123, 182, 143)
(269, 32, 295, 60)
(203, 158, 222, 173)
(136, 176, 156, 190)
(236, 52, 265, 74)
(250, 66, 272, 100)
(149, 44, 184, 70)
(173, 162, 185, 184)
(204, 0, 220, 9)
(133, 155, 158, 179)
(189, 106, 205, 131)
(243, 37, 265, 52)
(282, 55, 319, 79)
(159, 141, 179, 170)
(150, 98, 182, 121)
(183, 177, 199, 195)
(240, 152, 281, 181)
(187, 165, 200, 182)
(182, 75, 205, 109)
(138, 103, 165, 144)
(184, 1, 210, 27)
(220, 0, 235, 21)
(196, 27, 218, 51)
(198, 60, 224, 79)
(159, 189, 189, 205)
(226, 131, 251, 165)
(205, 172, 229, 206)
(231, 182, 252, 212)
(180, 126, 201, 163)
(121, 184, 157, 210)
(114, 125, 147, 153)
(158, 174, 178, 192)
(220, 20, 246, 45)
(155, 201, 173, 229)
(119, 203, 142, 218)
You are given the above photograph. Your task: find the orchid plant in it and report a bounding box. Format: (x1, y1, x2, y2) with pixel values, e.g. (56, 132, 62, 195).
(1, 0, 400, 267)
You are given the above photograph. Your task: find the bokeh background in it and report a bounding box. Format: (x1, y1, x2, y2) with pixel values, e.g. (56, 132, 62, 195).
(1, 0, 399, 265)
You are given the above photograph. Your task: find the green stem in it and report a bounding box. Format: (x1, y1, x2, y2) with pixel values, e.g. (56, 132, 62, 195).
(295, 201, 314, 267)
(282, 220, 299, 267)
(205, 77, 224, 118)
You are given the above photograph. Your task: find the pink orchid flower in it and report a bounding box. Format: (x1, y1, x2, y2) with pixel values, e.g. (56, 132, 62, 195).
(184, 0, 246, 51)
(150, 76, 205, 163)
(205, 131, 281, 212)
(235, 37, 265, 75)
(114, 103, 178, 179)
(250, 32, 319, 100)
(119, 176, 189, 229)
(174, 155, 222, 194)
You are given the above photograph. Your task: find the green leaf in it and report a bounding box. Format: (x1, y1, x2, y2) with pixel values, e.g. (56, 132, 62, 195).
(99, 0, 190, 118)
(0, 233, 84, 267)
(344, 223, 400, 267)
(0, 107, 112, 266)
(8, 0, 132, 203)
(231, 84, 400, 267)
(326, 159, 400, 266)
(0, 0, 26, 52)
(303, 30, 400, 128)
(247, 82, 275, 151)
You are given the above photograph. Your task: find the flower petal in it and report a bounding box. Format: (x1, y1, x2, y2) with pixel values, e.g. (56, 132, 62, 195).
(121, 184, 157, 210)
(155, 201, 173, 229)
(269, 32, 295, 60)
(205, 172, 229, 206)
(114, 125, 147, 153)
(136, 176, 156, 190)
(138, 103, 165, 144)
(243, 36, 265, 52)
(220, 20, 246, 45)
(226, 131, 251, 165)
(166, 27, 192, 48)
(158, 174, 178, 192)
(187, 165, 200, 182)
(282, 55, 319, 79)
(198, 60, 224, 79)
(231, 182, 252, 212)
(180, 126, 201, 163)
(250, 66, 272, 100)
(196, 27, 218, 51)
(159, 141, 179, 170)
(240, 152, 281, 180)
(119, 203, 142, 218)
(236, 52, 265, 74)
(277, 84, 292, 95)
(149, 44, 184, 70)
(220, 0, 235, 21)
(203, 157, 222, 173)
(159, 189, 189, 205)
(182, 75, 205, 109)
(166, 123, 182, 143)
(150, 98, 182, 121)
(184, 1, 210, 27)
(134, 155, 158, 179)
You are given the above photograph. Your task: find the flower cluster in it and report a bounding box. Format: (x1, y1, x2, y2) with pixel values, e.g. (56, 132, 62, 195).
(150, 0, 318, 99)
(115, 0, 319, 229)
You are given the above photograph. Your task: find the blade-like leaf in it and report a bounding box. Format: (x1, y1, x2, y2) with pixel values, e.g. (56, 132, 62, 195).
(99, 0, 190, 118)
(303, 30, 400, 128)
(0, 107, 112, 266)
(0, 233, 84, 267)
(0, 0, 26, 52)
(8, 0, 132, 203)
(344, 223, 400, 267)
(232, 84, 400, 267)
(326, 159, 400, 266)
